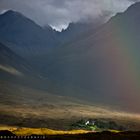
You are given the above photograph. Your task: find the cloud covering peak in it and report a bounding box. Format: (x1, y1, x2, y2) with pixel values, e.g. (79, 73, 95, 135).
(0, 0, 139, 31)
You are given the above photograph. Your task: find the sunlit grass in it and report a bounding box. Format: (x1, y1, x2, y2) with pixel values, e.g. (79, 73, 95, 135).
(0, 126, 121, 136)
(109, 130, 120, 133)
(0, 126, 89, 136)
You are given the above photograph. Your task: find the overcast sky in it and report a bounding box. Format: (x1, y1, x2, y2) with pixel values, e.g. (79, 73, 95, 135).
(0, 0, 139, 31)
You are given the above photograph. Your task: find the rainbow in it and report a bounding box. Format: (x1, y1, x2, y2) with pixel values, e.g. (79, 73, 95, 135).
(96, 19, 140, 112)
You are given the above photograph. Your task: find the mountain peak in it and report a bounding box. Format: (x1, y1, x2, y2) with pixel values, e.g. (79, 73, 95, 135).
(0, 9, 31, 24)
(1, 10, 23, 17)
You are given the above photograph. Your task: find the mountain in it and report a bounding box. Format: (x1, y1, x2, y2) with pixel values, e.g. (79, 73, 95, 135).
(0, 10, 100, 63)
(0, 10, 99, 58)
(1, 2, 140, 113)
(0, 10, 58, 57)
(42, 2, 140, 113)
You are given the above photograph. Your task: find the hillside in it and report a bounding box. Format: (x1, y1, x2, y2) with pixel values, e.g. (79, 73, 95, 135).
(40, 2, 140, 113)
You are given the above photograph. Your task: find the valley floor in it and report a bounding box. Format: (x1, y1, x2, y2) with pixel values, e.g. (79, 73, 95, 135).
(0, 84, 140, 131)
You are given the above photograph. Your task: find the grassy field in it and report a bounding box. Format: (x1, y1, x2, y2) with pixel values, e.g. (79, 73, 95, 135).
(0, 128, 139, 140)
(0, 126, 90, 136)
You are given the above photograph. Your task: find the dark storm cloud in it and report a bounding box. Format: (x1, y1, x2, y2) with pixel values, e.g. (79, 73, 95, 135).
(0, 0, 139, 30)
